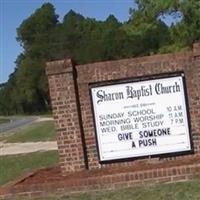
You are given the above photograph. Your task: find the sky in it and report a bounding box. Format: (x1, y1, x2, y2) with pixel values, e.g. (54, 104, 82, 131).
(0, 0, 135, 84)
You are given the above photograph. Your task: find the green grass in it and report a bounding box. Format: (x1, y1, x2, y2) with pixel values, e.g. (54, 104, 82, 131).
(13, 178, 200, 200)
(0, 118, 10, 124)
(0, 151, 59, 186)
(0, 121, 55, 143)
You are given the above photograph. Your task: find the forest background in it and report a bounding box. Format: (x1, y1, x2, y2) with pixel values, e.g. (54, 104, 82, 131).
(0, 0, 199, 115)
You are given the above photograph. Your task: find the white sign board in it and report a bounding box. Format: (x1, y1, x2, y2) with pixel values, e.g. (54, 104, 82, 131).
(90, 73, 192, 162)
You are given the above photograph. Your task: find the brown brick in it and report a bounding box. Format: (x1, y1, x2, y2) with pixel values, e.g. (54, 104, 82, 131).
(46, 43, 200, 174)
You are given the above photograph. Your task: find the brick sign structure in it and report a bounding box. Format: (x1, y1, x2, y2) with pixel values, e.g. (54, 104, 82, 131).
(46, 43, 200, 182)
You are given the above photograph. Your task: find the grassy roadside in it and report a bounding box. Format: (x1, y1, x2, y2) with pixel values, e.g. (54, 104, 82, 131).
(0, 151, 59, 186)
(0, 118, 10, 124)
(0, 121, 55, 143)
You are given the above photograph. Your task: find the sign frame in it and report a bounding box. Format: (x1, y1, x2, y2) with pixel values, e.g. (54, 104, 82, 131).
(89, 71, 193, 164)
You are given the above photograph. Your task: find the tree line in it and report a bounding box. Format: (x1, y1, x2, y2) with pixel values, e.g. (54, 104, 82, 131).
(0, 0, 199, 115)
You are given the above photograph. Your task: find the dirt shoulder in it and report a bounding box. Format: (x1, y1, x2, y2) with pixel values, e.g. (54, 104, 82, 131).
(0, 141, 57, 156)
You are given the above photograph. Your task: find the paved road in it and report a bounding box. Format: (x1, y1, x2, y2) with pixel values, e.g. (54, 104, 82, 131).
(0, 117, 38, 133)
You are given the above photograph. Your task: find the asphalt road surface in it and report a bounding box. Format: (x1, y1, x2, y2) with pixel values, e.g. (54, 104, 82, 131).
(0, 117, 38, 133)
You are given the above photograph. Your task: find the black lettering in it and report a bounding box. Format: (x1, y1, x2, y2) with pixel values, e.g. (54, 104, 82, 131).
(155, 82, 181, 95)
(132, 141, 136, 148)
(96, 90, 124, 104)
(118, 132, 133, 141)
(138, 138, 157, 147)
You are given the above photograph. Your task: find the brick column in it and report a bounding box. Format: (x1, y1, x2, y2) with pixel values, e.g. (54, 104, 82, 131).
(193, 43, 200, 60)
(192, 43, 200, 153)
(46, 59, 87, 174)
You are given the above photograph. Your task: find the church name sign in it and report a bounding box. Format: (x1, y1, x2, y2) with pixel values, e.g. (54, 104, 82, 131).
(90, 73, 192, 162)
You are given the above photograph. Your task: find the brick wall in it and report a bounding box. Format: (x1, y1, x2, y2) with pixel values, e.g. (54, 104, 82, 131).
(46, 43, 200, 174)
(46, 60, 86, 172)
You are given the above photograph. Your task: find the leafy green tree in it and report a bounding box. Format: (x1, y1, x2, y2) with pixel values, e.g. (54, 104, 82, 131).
(14, 3, 58, 113)
(126, 0, 200, 53)
(124, 0, 170, 55)
(169, 0, 200, 49)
